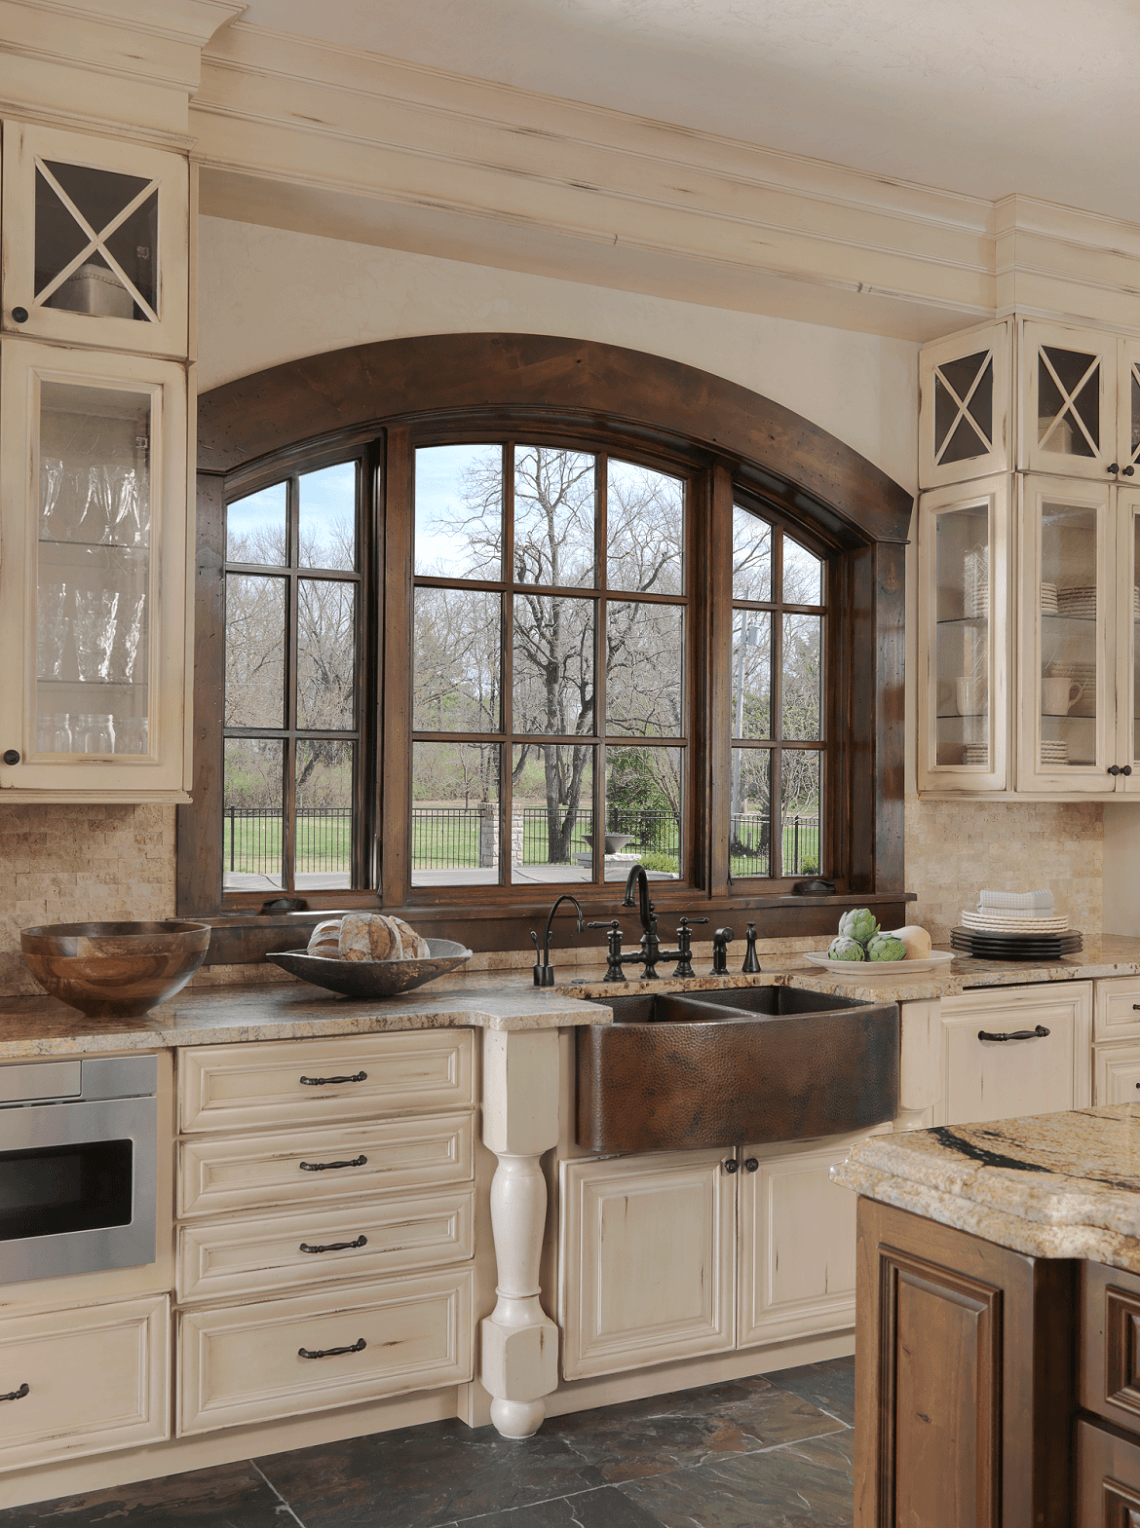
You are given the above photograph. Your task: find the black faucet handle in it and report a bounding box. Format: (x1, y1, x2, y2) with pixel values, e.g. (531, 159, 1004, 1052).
(587, 920, 621, 929)
(676, 916, 709, 926)
(589, 920, 627, 983)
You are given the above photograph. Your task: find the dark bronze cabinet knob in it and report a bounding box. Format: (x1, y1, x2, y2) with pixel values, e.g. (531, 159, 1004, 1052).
(723, 1158, 739, 1173)
(1109, 764, 1121, 776)
(9, 308, 27, 324)
(743, 1157, 759, 1172)
(1109, 463, 1121, 474)
(1, 750, 19, 766)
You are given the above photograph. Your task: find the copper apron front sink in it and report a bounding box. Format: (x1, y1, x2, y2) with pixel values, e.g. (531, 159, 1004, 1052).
(576, 987, 899, 1153)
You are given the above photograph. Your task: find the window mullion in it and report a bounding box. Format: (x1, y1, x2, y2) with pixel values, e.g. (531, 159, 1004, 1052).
(706, 464, 734, 897)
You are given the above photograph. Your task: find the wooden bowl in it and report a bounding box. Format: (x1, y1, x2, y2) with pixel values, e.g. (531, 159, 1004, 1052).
(20, 920, 212, 1018)
(267, 939, 472, 998)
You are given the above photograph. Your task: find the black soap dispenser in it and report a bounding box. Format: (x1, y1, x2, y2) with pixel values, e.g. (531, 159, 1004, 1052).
(742, 923, 761, 973)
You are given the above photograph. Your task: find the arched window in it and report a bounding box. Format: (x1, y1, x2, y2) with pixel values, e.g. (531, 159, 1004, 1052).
(180, 335, 911, 957)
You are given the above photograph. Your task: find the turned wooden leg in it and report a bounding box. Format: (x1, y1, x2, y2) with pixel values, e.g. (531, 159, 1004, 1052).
(480, 1029, 560, 1438)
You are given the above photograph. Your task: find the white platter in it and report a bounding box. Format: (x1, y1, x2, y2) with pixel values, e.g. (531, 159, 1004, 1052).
(803, 950, 955, 975)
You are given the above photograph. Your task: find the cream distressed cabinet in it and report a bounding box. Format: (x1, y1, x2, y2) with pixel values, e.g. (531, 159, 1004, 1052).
(558, 1129, 871, 1381)
(0, 121, 192, 801)
(1091, 975, 1140, 1104)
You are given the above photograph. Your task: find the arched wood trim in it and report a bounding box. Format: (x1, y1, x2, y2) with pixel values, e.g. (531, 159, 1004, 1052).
(197, 332, 912, 546)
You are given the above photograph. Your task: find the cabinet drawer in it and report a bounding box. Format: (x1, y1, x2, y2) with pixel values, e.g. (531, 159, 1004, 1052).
(179, 1031, 474, 1133)
(1080, 1261, 1140, 1434)
(1076, 1419, 1140, 1522)
(178, 1187, 475, 1302)
(179, 1112, 473, 1217)
(1093, 1042, 1140, 1105)
(1095, 977, 1140, 1041)
(178, 1268, 473, 1434)
(0, 1295, 168, 1470)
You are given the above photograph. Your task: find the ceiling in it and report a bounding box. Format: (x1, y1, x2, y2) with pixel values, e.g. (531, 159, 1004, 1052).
(236, 0, 1138, 222)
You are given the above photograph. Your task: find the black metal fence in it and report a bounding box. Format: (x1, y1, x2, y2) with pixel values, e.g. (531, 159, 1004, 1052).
(225, 806, 352, 876)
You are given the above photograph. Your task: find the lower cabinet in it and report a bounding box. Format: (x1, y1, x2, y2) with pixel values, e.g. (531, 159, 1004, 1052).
(559, 1131, 870, 1381)
(0, 1295, 169, 1469)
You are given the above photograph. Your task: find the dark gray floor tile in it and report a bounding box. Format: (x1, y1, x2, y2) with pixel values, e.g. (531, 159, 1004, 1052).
(255, 1417, 606, 1528)
(761, 1358, 855, 1427)
(460, 1485, 664, 1527)
(616, 1430, 853, 1528)
(551, 1381, 842, 1482)
(0, 1460, 295, 1527)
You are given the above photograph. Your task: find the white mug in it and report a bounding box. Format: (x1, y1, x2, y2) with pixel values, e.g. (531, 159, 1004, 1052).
(1042, 676, 1081, 714)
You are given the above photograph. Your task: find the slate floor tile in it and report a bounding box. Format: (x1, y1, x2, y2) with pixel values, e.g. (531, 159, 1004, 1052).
(616, 1429, 854, 1528)
(761, 1358, 856, 1428)
(254, 1417, 606, 1528)
(0, 1460, 298, 1528)
(549, 1377, 842, 1481)
(458, 1485, 664, 1527)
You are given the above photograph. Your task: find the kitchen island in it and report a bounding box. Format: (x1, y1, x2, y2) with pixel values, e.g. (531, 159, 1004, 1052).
(833, 1105, 1140, 1527)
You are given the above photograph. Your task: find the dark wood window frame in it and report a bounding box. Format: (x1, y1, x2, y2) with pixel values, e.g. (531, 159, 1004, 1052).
(179, 333, 912, 964)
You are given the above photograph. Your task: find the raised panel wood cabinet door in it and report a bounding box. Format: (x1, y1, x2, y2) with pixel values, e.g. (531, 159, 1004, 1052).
(558, 1150, 735, 1381)
(1020, 320, 1118, 480)
(918, 320, 1011, 490)
(1093, 1044, 1140, 1106)
(737, 1133, 863, 1348)
(1095, 977, 1140, 1042)
(938, 984, 1093, 1126)
(1076, 1419, 1140, 1526)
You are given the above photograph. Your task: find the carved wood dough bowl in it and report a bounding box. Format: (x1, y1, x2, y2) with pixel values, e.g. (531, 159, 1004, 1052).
(576, 985, 900, 1152)
(20, 920, 212, 1019)
(267, 939, 473, 998)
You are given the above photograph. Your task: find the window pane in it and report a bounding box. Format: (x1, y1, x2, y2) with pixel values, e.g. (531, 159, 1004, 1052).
(607, 460, 684, 593)
(414, 588, 502, 732)
(225, 574, 285, 727)
(605, 602, 683, 737)
(783, 538, 822, 605)
(295, 740, 354, 890)
(228, 484, 286, 566)
(411, 743, 501, 886)
(514, 446, 595, 587)
(299, 462, 355, 570)
(605, 746, 682, 881)
(511, 743, 594, 884)
(781, 750, 821, 877)
(297, 580, 356, 730)
(730, 749, 771, 877)
(732, 507, 771, 602)
(732, 610, 771, 740)
(512, 595, 594, 735)
(415, 444, 503, 579)
(222, 738, 284, 890)
(782, 613, 822, 741)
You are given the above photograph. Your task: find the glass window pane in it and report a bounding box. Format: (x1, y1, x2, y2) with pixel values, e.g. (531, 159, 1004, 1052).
(228, 484, 287, 566)
(605, 602, 683, 737)
(514, 446, 595, 587)
(607, 460, 684, 593)
(299, 462, 356, 570)
(730, 749, 770, 877)
(297, 580, 356, 730)
(415, 444, 503, 579)
(511, 743, 594, 884)
(934, 505, 989, 768)
(604, 746, 682, 881)
(411, 743, 501, 886)
(782, 613, 822, 741)
(783, 538, 822, 605)
(414, 588, 502, 732)
(1040, 501, 1098, 768)
(732, 507, 771, 602)
(781, 751, 822, 877)
(512, 595, 594, 735)
(226, 574, 285, 727)
(295, 740, 354, 890)
(732, 610, 771, 740)
(222, 739, 284, 890)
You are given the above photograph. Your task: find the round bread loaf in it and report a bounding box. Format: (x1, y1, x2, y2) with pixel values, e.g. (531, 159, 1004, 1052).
(307, 918, 342, 957)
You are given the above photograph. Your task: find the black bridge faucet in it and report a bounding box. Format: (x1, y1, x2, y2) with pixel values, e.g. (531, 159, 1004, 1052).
(588, 865, 708, 981)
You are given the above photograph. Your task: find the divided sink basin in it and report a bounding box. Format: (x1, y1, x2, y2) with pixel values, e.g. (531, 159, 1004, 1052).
(576, 984, 899, 1153)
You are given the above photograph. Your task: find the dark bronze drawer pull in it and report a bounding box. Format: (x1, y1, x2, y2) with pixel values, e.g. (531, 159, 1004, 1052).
(299, 1155, 367, 1172)
(298, 1338, 366, 1360)
(977, 1025, 1050, 1042)
(0, 1384, 29, 1403)
(299, 1072, 367, 1086)
(299, 1235, 368, 1254)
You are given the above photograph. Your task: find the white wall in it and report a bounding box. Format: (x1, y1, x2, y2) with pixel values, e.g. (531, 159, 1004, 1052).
(196, 217, 920, 495)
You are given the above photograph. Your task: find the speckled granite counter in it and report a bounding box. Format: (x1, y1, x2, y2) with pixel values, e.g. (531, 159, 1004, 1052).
(832, 1104, 1140, 1274)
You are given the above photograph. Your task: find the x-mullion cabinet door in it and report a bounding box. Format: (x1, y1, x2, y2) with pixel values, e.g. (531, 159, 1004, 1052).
(1020, 320, 1118, 481)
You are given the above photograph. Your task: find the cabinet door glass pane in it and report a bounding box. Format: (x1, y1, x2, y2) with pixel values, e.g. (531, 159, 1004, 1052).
(934, 505, 989, 768)
(1131, 362, 1140, 471)
(36, 382, 152, 755)
(1040, 501, 1098, 768)
(1133, 514, 1140, 767)
(35, 160, 158, 321)
(934, 350, 993, 466)
(1037, 346, 1099, 459)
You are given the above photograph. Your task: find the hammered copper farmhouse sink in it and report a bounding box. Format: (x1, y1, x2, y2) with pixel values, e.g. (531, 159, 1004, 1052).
(576, 985, 899, 1152)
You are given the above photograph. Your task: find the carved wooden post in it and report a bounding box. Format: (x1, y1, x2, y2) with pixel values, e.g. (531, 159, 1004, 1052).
(480, 1028, 560, 1438)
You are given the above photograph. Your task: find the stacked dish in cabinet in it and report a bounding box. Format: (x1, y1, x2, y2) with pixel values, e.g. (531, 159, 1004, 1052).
(175, 1032, 476, 1435)
(951, 888, 1082, 959)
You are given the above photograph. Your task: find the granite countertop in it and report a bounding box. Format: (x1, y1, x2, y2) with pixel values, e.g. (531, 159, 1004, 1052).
(832, 1105, 1140, 1275)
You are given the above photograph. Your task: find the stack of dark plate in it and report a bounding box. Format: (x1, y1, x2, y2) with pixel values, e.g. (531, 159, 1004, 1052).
(951, 913, 1082, 961)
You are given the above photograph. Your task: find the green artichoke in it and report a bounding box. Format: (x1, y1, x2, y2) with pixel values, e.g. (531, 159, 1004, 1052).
(838, 908, 879, 944)
(866, 933, 907, 962)
(827, 935, 865, 961)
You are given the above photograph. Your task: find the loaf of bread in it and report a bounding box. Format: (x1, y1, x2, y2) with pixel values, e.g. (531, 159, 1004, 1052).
(307, 914, 430, 962)
(306, 919, 342, 956)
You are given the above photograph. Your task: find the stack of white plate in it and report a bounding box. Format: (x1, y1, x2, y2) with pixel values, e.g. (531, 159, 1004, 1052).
(1040, 581, 1058, 614)
(961, 909, 1070, 933)
(1041, 740, 1069, 765)
(1057, 586, 1097, 618)
(1134, 584, 1140, 619)
(963, 745, 989, 765)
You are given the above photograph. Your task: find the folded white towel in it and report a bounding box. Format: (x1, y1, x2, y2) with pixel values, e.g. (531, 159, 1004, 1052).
(979, 888, 1054, 910)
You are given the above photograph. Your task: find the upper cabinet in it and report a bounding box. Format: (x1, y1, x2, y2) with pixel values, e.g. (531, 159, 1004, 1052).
(919, 320, 1012, 489)
(1, 123, 188, 359)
